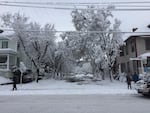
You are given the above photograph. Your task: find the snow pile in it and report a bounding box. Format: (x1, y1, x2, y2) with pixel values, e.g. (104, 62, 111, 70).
(119, 73, 126, 82)
(0, 76, 12, 84)
(75, 73, 93, 78)
(0, 77, 137, 95)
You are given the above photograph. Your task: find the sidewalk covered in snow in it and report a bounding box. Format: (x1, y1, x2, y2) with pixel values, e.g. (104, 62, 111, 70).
(0, 76, 137, 95)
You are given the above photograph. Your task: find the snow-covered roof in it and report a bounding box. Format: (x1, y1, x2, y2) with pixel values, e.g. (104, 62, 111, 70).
(0, 48, 17, 54)
(138, 52, 150, 59)
(123, 34, 150, 42)
(123, 24, 150, 41)
(0, 30, 15, 40)
(130, 52, 150, 61)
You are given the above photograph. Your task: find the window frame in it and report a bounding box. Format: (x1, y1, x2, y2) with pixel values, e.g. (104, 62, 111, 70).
(0, 55, 7, 63)
(2, 40, 8, 48)
(131, 40, 135, 52)
(145, 39, 150, 50)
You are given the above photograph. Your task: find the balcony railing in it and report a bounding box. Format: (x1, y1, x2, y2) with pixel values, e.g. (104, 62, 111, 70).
(0, 63, 7, 69)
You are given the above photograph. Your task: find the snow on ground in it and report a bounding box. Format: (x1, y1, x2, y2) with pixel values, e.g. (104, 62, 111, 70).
(0, 76, 12, 84)
(0, 76, 137, 95)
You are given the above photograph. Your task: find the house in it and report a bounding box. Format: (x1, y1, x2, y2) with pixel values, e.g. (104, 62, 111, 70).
(0, 32, 18, 77)
(0, 31, 35, 78)
(117, 34, 150, 75)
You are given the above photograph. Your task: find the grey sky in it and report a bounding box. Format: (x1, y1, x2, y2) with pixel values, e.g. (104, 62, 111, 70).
(0, 0, 150, 33)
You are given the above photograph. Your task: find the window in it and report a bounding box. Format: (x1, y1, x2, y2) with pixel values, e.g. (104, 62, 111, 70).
(147, 57, 150, 67)
(0, 55, 7, 69)
(131, 41, 135, 52)
(0, 55, 7, 63)
(120, 46, 124, 56)
(127, 62, 130, 73)
(126, 45, 128, 55)
(145, 39, 150, 50)
(121, 63, 126, 73)
(2, 41, 8, 48)
(133, 61, 137, 73)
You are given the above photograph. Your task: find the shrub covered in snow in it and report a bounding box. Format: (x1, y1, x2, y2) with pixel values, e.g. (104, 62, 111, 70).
(0, 76, 12, 85)
(118, 72, 126, 82)
(74, 63, 92, 74)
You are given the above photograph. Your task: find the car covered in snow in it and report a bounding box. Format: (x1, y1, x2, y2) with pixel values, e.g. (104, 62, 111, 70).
(136, 75, 150, 96)
(65, 73, 95, 83)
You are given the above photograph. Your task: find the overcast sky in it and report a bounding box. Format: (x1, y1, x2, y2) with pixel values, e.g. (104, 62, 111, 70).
(0, 0, 150, 34)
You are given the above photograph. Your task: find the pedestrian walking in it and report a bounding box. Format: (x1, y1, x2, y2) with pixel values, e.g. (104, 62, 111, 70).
(12, 75, 17, 90)
(11, 66, 21, 91)
(126, 74, 132, 89)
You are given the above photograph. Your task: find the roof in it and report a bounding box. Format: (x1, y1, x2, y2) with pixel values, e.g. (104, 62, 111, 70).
(123, 24, 150, 41)
(0, 30, 15, 40)
(124, 34, 150, 42)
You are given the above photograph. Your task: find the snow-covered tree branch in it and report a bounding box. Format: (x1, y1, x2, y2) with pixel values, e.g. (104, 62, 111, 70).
(62, 6, 123, 80)
(1, 13, 56, 82)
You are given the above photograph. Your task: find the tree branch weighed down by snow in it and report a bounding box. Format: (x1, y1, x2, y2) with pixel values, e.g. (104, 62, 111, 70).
(62, 6, 124, 81)
(0, 13, 57, 82)
(0, 6, 124, 82)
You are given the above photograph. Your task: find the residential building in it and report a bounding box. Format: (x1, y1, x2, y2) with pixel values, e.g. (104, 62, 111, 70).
(0, 33, 18, 77)
(0, 32, 33, 78)
(117, 35, 150, 75)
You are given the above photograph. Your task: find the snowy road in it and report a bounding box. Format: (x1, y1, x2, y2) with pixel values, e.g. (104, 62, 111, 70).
(0, 94, 149, 113)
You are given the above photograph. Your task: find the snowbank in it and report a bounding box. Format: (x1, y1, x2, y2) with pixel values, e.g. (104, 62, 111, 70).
(0, 76, 12, 84)
(0, 78, 137, 95)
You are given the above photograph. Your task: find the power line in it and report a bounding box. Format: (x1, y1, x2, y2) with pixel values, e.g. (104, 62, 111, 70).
(2, 1, 150, 8)
(2, 1, 150, 10)
(1, 28, 150, 34)
(1, 3, 150, 11)
(0, 3, 75, 10)
(2, 1, 150, 7)
(2, 1, 150, 5)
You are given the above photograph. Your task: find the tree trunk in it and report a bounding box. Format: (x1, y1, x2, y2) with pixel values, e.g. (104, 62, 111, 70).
(109, 69, 113, 82)
(90, 60, 97, 77)
(36, 68, 39, 83)
(101, 70, 105, 80)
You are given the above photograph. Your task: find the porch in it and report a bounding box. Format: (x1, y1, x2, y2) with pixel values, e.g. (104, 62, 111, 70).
(130, 52, 150, 75)
(0, 49, 17, 77)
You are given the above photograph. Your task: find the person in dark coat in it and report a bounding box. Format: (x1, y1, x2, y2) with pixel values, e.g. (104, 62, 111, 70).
(132, 72, 139, 83)
(11, 66, 21, 90)
(126, 74, 132, 89)
(12, 75, 17, 90)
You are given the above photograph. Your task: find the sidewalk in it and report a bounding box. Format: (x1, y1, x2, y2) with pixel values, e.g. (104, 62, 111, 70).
(0, 79, 137, 95)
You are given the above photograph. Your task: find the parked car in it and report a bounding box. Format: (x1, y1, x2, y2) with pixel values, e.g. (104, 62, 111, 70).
(22, 69, 33, 83)
(11, 69, 33, 83)
(136, 75, 150, 96)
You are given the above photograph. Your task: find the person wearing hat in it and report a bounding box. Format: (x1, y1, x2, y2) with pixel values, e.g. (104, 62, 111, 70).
(11, 66, 21, 90)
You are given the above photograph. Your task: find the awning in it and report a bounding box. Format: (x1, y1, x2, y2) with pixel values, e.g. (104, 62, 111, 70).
(0, 49, 17, 55)
(130, 52, 150, 61)
(138, 52, 150, 59)
(130, 58, 143, 61)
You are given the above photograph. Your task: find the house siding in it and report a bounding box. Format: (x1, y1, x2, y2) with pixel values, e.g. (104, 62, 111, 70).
(0, 37, 17, 77)
(0, 38, 17, 51)
(117, 36, 150, 75)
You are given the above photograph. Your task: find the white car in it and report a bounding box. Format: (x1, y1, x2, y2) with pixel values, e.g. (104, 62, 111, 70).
(136, 76, 150, 96)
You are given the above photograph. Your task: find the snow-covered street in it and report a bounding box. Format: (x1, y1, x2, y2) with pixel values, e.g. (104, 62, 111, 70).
(0, 94, 149, 113)
(0, 76, 136, 95)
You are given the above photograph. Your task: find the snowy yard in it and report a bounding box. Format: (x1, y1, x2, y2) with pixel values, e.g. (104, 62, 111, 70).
(0, 76, 137, 95)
